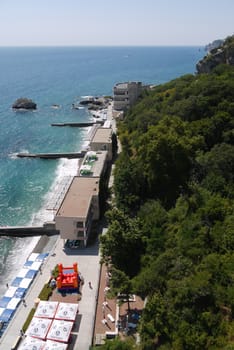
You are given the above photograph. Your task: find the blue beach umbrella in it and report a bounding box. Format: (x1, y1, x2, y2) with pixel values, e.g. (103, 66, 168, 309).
(23, 260, 33, 268)
(36, 253, 49, 261)
(14, 287, 27, 298)
(26, 269, 38, 279)
(0, 308, 15, 322)
(0, 297, 11, 308)
(11, 277, 23, 287)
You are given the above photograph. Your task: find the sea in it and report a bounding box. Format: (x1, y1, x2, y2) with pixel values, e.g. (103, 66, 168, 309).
(0, 46, 204, 297)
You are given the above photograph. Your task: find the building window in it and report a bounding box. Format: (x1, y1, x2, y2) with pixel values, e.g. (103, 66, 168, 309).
(76, 221, 83, 228)
(77, 231, 84, 238)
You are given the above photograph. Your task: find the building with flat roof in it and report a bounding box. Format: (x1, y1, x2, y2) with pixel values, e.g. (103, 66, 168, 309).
(113, 81, 150, 111)
(55, 177, 100, 247)
(90, 127, 112, 161)
(79, 150, 108, 178)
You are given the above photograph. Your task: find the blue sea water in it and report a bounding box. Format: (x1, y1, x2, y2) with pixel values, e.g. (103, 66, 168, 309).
(0, 46, 204, 296)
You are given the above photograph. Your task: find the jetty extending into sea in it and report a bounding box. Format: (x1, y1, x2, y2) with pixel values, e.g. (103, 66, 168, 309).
(16, 151, 86, 159)
(51, 121, 104, 127)
(0, 223, 58, 237)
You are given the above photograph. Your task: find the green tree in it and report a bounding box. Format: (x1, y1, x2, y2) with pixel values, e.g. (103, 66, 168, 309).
(100, 208, 144, 277)
(114, 154, 145, 212)
(110, 267, 133, 310)
(136, 116, 202, 206)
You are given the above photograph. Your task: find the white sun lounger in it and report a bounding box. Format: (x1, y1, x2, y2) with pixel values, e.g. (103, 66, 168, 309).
(107, 313, 115, 323)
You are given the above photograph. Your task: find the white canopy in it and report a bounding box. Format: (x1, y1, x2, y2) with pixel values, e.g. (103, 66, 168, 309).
(19, 278, 32, 289)
(18, 336, 45, 350)
(4, 286, 18, 298)
(30, 261, 42, 271)
(26, 317, 52, 340)
(55, 302, 78, 321)
(6, 297, 21, 310)
(34, 301, 59, 319)
(47, 319, 73, 343)
(44, 339, 68, 349)
(28, 253, 39, 262)
(17, 268, 29, 278)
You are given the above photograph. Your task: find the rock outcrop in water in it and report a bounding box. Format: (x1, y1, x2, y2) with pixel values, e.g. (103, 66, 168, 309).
(79, 96, 112, 110)
(12, 97, 37, 110)
(196, 35, 234, 74)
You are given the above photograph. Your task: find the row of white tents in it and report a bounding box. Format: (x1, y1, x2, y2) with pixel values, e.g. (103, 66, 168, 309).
(0, 253, 48, 338)
(18, 300, 78, 350)
(19, 337, 68, 350)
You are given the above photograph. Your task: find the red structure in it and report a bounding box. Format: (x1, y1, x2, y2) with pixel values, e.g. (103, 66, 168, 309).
(56, 263, 79, 291)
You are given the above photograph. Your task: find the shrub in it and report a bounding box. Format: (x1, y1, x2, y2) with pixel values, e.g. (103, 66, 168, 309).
(22, 308, 35, 332)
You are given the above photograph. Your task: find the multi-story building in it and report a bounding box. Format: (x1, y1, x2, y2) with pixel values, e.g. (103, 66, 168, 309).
(90, 127, 113, 161)
(55, 176, 100, 247)
(54, 125, 113, 247)
(79, 150, 108, 177)
(113, 81, 149, 111)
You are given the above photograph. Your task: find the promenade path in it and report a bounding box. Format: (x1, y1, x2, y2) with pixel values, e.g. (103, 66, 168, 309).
(0, 237, 101, 350)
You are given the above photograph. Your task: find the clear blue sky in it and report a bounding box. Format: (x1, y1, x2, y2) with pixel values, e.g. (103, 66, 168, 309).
(0, 0, 233, 46)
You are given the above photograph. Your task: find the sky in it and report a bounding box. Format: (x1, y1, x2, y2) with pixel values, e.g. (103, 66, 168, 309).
(0, 0, 233, 46)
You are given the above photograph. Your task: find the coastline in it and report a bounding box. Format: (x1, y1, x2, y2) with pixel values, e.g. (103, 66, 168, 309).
(2, 104, 108, 283)
(0, 102, 114, 348)
(32, 234, 59, 254)
(25, 102, 112, 260)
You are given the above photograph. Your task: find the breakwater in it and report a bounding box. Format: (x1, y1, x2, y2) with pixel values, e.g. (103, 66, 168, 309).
(16, 151, 86, 159)
(0, 222, 59, 237)
(51, 121, 104, 127)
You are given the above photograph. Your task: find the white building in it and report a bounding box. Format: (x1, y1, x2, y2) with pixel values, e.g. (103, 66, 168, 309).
(55, 126, 113, 247)
(113, 81, 149, 111)
(55, 177, 100, 247)
(90, 127, 113, 161)
(79, 150, 108, 177)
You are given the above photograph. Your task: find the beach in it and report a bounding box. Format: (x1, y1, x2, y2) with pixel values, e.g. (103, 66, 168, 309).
(0, 102, 115, 349)
(32, 234, 58, 254)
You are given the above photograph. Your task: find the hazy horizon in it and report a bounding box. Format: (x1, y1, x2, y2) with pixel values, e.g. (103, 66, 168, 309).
(0, 0, 233, 47)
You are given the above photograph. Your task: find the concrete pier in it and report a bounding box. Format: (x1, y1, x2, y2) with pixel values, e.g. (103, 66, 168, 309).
(51, 121, 104, 127)
(0, 222, 59, 237)
(16, 151, 86, 159)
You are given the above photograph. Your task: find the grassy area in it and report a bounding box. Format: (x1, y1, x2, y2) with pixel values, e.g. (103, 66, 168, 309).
(22, 308, 36, 333)
(38, 283, 53, 301)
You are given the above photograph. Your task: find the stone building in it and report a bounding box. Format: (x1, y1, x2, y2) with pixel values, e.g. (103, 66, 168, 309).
(113, 81, 149, 111)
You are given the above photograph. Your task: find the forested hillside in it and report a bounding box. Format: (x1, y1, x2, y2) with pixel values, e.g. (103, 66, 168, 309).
(100, 56, 234, 348)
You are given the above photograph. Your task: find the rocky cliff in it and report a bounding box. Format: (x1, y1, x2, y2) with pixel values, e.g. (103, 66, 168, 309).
(205, 39, 224, 52)
(196, 35, 234, 74)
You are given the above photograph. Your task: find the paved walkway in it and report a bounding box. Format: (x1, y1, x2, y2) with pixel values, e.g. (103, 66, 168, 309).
(0, 237, 101, 350)
(93, 263, 118, 345)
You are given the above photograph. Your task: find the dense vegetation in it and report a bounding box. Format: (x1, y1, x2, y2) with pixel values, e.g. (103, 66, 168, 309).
(100, 62, 234, 349)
